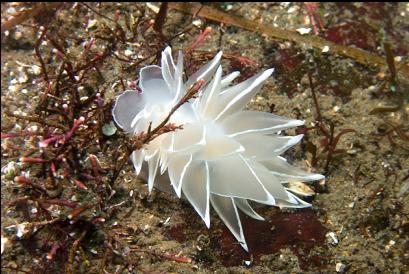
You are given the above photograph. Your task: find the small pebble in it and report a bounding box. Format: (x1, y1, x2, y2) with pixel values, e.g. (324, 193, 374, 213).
(287, 6, 298, 13)
(385, 240, 396, 252)
(336, 262, 346, 272)
(9, 84, 20, 92)
(124, 49, 133, 56)
(192, 19, 202, 27)
(31, 65, 42, 75)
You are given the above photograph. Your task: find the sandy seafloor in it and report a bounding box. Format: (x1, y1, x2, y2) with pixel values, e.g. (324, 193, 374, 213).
(1, 3, 408, 273)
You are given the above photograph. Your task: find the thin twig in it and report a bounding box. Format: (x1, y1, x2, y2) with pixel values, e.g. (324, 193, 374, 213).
(324, 123, 335, 173)
(66, 228, 89, 274)
(153, 2, 168, 36)
(383, 42, 397, 88)
(34, 27, 50, 83)
(141, 79, 205, 145)
(307, 71, 322, 122)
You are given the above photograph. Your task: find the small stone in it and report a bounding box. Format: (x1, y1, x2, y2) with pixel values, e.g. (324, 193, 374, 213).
(7, 7, 17, 15)
(192, 19, 202, 27)
(102, 121, 117, 136)
(394, 56, 402, 62)
(8, 84, 21, 93)
(2, 161, 19, 179)
(14, 31, 22, 40)
(336, 262, 346, 272)
(225, 4, 234, 11)
(322, 45, 330, 52)
(31, 65, 42, 75)
(18, 73, 28, 83)
(287, 6, 298, 13)
(27, 125, 38, 132)
(124, 49, 133, 56)
(142, 224, 150, 235)
(385, 239, 396, 251)
(367, 85, 376, 92)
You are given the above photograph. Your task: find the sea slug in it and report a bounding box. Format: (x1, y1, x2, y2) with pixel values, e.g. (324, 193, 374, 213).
(112, 47, 324, 251)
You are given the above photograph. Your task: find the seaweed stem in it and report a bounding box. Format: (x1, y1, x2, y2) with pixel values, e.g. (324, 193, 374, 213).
(66, 228, 89, 274)
(307, 70, 322, 122)
(153, 2, 168, 37)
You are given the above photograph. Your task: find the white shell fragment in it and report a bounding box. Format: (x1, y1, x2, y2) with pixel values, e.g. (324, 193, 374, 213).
(112, 47, 324, 251)
(336, 262, 346, 273)
(322, 45, 330, 53)
(326, 231, 339, 245)
(296, 27, 312, 35)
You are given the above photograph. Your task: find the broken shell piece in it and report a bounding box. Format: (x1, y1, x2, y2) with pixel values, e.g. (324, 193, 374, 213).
(336, 262, 346, 273)
(296, 27, 312, 35)
(326, 231, 339, 245)
(287, 182, 315, 196)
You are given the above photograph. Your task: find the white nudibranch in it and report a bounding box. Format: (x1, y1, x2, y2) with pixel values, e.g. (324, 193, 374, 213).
(112, 47, 324, 251)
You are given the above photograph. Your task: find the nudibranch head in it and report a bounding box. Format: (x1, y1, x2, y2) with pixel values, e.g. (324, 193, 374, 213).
(112, 47, 324, 251)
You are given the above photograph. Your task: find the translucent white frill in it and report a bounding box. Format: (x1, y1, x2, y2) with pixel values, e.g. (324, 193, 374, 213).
(112, 47, 324, 252)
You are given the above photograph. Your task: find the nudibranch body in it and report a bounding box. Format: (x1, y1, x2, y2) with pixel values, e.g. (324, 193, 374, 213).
(113, 47, 324, 251)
